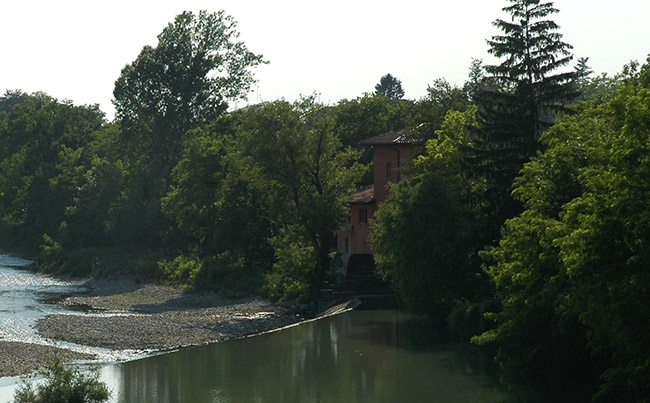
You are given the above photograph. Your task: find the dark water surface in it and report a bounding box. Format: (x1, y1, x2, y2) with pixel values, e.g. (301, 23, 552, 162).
(100, 306, 532, 403)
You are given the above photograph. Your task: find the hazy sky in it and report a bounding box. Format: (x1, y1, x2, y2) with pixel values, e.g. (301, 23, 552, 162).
(2, 0, 649, 119)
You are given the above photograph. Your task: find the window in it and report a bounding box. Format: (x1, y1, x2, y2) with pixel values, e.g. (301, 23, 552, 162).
(386, 163, 392, 179)
(344, 237, 349, 253)
(359, 208, 368, 224)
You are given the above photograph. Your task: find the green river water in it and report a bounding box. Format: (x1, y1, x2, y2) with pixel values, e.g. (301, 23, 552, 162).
(98, 305, 546, 402)
(0, 255, 559, 402)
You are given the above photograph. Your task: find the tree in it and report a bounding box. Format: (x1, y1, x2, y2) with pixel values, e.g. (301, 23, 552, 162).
(574, 56, 593, 83)
(235, 99, 365, 299)
(113, 10, 266, 195)
(56, 123, 132, 248)
(412, 78, 471, 139)
(475, 57, 650, 401)
(371, 106, 492, 329)
(161, 117, 274, 274)
(111, 10, 266, 246)
(464, 58, 488, 101)
(0, 92, 105, 251)
(374, 73, 405, 99)
(471, 0, 579, 234)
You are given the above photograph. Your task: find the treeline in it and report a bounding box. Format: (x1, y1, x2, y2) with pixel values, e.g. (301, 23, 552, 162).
(369, 1, 650, 401)
(0, 12, 466, 299)
(1, 2, 648, 401)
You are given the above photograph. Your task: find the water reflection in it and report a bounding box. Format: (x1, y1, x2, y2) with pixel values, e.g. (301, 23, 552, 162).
(102, 309, 513, 403)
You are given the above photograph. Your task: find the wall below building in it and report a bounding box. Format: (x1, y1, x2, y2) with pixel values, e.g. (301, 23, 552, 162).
(337, 202, 377, 268)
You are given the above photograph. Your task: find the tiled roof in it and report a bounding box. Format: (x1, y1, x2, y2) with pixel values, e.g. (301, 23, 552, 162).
(349, 185, 375, 205)
(359, 127, 421, 146)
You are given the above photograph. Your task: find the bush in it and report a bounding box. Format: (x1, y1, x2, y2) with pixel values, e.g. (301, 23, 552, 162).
(13, 359, 110, 403)
(263, 235, 314, 302)
(157, 253, 263, 297)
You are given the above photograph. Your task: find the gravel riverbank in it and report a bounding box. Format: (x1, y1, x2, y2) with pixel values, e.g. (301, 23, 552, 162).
(36, 278, 300, 350)
(1, 277, 304, 378)
(0, 342, 95, 378)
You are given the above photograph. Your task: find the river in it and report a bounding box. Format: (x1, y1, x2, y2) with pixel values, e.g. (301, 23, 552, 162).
(0, 254, 550, 402)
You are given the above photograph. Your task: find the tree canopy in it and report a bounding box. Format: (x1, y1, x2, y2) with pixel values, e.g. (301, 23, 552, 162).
(113, 10, 266, 180)
(374, 73, 405, 99)
(234, 99, 366, 298)
(475, 57, 650, 401)
(371, 106, 488, 326)
(471, 0, 579, 235)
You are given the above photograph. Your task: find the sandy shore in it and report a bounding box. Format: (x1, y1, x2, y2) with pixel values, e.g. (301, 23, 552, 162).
(1, 277, 308, 378)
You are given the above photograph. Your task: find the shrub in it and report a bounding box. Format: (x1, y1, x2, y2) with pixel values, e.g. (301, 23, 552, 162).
(13, 359, 110, 403)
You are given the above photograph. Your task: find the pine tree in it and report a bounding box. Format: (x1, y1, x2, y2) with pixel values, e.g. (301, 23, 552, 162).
(375, 73, 405, 99)
(471, 0, 579, 234)
(574, 57, 593, 83)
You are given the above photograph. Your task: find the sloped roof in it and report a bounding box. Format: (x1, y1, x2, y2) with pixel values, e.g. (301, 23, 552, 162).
(349, 185, 375, 205)
(359, 127, 421, 146)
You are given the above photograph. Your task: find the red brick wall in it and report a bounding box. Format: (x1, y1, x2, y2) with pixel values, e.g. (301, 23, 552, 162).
(372, 144, 415, 203)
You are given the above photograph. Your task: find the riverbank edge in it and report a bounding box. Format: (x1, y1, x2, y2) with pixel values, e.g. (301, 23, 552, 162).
(0, 271, 361, 380)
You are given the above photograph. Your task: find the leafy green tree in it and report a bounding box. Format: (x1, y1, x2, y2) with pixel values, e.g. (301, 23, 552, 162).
(372, 107, 489, 326)
(412, 78, 471, 139)
(474, 110, 599, 380)
(463, 58, 488, 101)
(555, 70, 650, 402)
(112, 10, 266, 233)
(574, 56, 593, 82)
(476, 57, 650, 401)
(55, 123, 132, 248)
(0, 92, 105, 251)
(235, 99, 365, 299)
(472, 0, 579, 232)
(161, 116, 274, 274)
(114, 10, 266, 160)
(374, 73, 405, 99)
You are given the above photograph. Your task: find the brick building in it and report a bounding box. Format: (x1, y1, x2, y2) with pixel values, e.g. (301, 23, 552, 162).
(337, 127, 419, 269)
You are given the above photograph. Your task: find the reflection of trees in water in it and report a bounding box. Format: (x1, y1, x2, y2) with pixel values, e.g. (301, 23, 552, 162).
(112, 310, 514, 402)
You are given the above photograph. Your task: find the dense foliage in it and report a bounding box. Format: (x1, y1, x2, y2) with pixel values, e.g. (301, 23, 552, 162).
(475, 59, 650, 401)
(0, 92, 105, 251)
(371, 107, 489, 327)
(13, 359, 110, 403)
(112, 10, 267, 248)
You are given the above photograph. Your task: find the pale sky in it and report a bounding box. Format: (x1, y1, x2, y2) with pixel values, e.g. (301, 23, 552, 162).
(2, 0, 649, 120)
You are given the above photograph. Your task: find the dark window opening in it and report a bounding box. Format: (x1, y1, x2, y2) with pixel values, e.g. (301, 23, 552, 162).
(359, 208, 368, 224)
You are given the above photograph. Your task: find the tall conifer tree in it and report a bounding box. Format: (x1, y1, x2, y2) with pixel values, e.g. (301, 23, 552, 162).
(472, 0, 579, 234)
